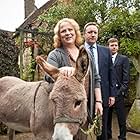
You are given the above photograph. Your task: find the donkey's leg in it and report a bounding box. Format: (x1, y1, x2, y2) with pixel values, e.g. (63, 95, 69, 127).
(8, 128, 15, 140)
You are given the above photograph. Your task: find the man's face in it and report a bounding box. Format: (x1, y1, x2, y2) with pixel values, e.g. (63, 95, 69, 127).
(84, 25, 98, 45)
(108, 42, 119, 55)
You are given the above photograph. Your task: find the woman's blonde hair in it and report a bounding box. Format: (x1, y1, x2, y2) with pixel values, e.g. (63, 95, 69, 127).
(53, 18, 83, 48)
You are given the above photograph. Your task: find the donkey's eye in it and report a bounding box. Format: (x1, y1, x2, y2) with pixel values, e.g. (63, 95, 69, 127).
(51, 98, 57, 103)
(74, 100, 82, 108)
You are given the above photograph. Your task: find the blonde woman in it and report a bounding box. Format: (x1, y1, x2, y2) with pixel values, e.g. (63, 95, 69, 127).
(36, 18, 103, 140)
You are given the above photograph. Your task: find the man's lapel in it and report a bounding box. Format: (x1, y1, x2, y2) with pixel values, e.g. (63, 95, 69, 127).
(97, 45, 105, 71)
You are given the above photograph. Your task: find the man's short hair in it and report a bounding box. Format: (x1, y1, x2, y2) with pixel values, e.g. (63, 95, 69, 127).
(83, 22, 99, 33)
(107, 38, 119, 46)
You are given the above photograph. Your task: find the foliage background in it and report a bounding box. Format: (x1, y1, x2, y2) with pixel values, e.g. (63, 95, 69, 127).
(38, 0, 140, 105)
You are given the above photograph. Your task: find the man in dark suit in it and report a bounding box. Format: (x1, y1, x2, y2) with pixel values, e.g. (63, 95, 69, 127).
(83, 22, 116, 140)
(107, 38, 130, 140)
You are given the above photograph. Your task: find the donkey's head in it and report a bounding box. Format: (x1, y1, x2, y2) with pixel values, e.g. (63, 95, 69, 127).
(45, 47, 89, 140)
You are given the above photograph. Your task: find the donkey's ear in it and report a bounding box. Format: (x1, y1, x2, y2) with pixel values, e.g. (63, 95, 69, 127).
(74, 46, 89, 82)
(42, 61, 59, 81)
(46, 62, 60, 81)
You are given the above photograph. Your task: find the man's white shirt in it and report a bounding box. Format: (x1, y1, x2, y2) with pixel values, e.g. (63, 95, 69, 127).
(112, 53, 118, 64)
(84, 42, 99, 73)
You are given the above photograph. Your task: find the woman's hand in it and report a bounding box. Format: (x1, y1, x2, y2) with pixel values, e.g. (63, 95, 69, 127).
(95, 101, 103, 116)
(59, 67, 75, 77)
(95, 88, 103, 116)
(36, 56, 45, 65)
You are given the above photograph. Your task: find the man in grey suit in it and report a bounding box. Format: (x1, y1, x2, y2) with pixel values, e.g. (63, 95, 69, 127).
(107, 38, 130, 140)
(83, 22, 116, 140)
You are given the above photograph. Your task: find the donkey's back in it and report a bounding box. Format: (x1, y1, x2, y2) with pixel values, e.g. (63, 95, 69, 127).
(0, 76, 24, 97)
(0, 47, 89, 140)
(0, 76, 52, 133)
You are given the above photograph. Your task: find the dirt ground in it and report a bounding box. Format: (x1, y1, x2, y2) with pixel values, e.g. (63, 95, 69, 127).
(0, 113, 139, 140)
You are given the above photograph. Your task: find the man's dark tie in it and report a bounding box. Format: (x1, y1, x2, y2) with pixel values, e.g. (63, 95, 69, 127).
(89, 45, 95, 58)
(89, 45, 99, 74)
(88, 45, 95, 119)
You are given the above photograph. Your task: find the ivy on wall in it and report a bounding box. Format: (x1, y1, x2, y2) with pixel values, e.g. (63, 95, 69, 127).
(0, 30, 19, 78)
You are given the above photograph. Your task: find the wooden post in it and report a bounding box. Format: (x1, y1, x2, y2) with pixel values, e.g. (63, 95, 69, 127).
(19, 31, 24, 79)
(8, 128, 15, 140)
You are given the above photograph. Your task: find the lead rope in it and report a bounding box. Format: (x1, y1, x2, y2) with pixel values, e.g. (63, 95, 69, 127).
(33, 82, 42, 131)
(80, 112, 102, 138)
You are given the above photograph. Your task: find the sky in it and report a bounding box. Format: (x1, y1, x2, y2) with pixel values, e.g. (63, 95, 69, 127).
(0, 0, 48, 32)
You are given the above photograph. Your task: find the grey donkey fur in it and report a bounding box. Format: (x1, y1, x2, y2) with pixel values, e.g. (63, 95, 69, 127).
(0, 47, 89, 140)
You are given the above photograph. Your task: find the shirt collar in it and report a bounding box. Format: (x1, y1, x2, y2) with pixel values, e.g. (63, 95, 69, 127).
(92, 43, 97, 49)
(84, 42, 97, 49)
(112, 53, 118, 58)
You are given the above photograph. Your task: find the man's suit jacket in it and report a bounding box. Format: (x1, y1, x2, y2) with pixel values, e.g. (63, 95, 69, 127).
(97, 45, 116, 106)
(113, 53, 130, 96)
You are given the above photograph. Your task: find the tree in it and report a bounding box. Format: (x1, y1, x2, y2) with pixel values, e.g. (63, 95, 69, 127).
(0, 31, 19, 78)
(96, 3, 140, 133)
(0, 30, 19, 135)
(38, 0, 97, 32)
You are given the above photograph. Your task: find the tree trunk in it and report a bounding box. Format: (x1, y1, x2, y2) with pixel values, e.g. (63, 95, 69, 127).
(132, 55, 140, 97)
(127, 56, 140, 133)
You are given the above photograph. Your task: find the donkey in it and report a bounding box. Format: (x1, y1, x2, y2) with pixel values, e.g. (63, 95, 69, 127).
(0, 47, 89, 140)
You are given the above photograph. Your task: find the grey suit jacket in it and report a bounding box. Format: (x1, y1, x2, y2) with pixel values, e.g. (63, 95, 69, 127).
(46, 46, 100, 87)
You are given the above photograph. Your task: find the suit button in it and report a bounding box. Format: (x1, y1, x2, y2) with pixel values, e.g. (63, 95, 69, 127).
(116, 84, 118, 87)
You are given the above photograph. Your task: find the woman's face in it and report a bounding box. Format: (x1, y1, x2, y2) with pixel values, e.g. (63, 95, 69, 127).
(59, 21, 76, 46)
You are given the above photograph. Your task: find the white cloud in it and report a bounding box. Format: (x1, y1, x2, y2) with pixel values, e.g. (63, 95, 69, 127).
(35, 0, 48, 8)
(0, 0, 47, 32)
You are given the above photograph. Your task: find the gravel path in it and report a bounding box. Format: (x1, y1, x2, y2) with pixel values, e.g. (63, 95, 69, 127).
(0, 113, 139, 140)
